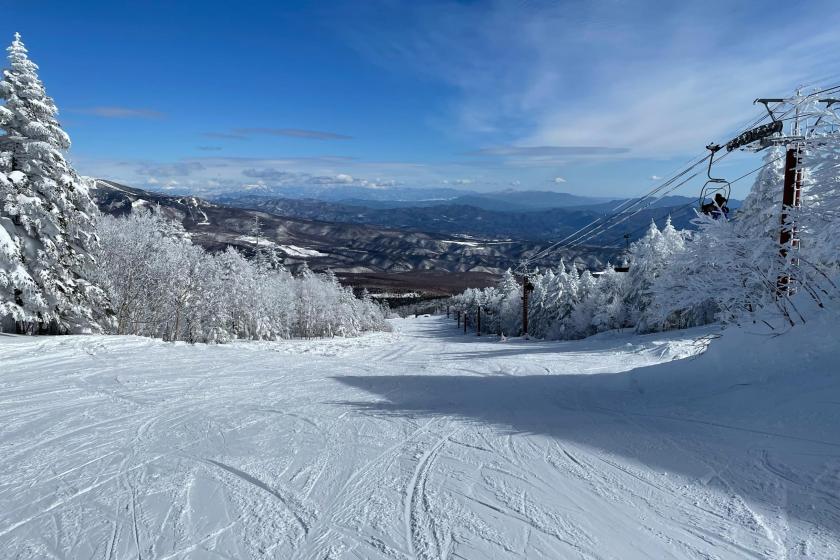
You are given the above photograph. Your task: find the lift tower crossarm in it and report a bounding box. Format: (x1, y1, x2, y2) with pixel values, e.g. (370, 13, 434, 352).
(754, 98, 785, 121)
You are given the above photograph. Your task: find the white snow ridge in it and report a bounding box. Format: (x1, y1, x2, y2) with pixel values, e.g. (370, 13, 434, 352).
(1, 314, 839, 559)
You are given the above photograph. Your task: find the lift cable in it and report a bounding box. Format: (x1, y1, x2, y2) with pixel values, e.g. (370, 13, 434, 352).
(595, 152, 789, 251)
(516, 106, 781, 270)
(516, 84, 840, 272)
(543, 85, 840, 256)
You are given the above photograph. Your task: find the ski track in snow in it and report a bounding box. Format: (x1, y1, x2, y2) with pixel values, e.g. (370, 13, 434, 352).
(0, 317, 838, 559)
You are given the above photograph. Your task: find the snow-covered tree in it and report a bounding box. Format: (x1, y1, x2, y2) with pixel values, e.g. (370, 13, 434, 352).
(737, 146, 785, 240)
(590, 267, 630, 332)
(626, 218, 687, 331)
(249, 215, 280, 271)
(95, 208, 388, 343)
(800, 145, 840, 269)
(527, 269, 552, 337)
(496, 269, 522, 336)
(566, 269, 598, 337)
(0, 33, 106, 333)
(649, 137, 840, 329)
(649, 214, 770, 326)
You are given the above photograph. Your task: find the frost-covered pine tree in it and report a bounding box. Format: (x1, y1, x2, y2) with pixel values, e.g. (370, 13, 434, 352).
(527, 269, 552, 337)
(95, 208, 387, 342)
(626, 218, 687, 331)
(589, 267, 630, 332)
(567, 269, 598, 338)
(651, 210, 782, 327)
(0, 33, 106, 333)
(800, 144, 840, 268)
(249, 215, 280, 271)
(736, 146, 785, 240)
(497, 269, 522, 336)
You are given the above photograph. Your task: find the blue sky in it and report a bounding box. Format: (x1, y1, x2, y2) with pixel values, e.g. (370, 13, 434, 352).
(4, 0, 840, 198)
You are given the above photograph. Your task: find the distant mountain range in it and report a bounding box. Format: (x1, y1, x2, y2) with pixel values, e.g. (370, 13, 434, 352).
(92, 180, 620, 294)
(326, 190, 615, 212)
(215, 185, 741, 212)
(91, 180, 737, 295)
(215, 185, 614, 211)
(213, 192, 729, 242)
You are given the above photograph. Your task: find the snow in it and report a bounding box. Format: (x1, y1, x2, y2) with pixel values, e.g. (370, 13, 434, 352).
(0, 220, 15, 255)
(370, 291, 420, 299)
(7, 170, 25, 184)
(1, 315, 839, 558)
(440, 240, 481, 247)
(235, 234, 277, 246)
(279, 244, 328, 258)
(233, 237, 327, 258)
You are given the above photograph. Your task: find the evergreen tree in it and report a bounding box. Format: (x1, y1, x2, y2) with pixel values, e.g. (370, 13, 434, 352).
(497, 269, 522, 336)
(590, 267, 630, 331)
(0, 33, 106, 333)
(95, 209, 386, 342)
(736, 146, 785, 240)
(527, 270, 551, 337)
(568, 270, 597, 338)
(800, 145, 840, 268)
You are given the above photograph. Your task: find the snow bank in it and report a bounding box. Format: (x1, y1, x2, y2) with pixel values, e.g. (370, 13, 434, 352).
(629, 305, 839, 396)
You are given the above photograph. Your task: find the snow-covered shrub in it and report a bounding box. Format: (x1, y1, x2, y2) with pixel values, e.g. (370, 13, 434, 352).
(94, 209, 389, 343)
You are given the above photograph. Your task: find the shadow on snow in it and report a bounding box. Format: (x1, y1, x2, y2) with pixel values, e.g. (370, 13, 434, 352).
(333, 322, 840, 538)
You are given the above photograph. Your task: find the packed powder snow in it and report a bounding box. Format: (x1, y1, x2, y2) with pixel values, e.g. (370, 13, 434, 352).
(1, 315, 839, 559)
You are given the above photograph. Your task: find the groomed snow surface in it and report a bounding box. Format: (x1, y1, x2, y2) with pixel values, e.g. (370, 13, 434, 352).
(1, 315, 838, 559)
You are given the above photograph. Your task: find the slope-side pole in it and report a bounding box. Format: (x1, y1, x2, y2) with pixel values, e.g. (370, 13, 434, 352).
(778, 145, 803, 294)
(477, 306, 481, 336)
(522, 275, 530, 338)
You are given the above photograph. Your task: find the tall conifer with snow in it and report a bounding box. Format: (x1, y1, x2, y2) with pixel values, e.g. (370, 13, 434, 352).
(0, 33, 106, 333)
(737, 146, 785, 240)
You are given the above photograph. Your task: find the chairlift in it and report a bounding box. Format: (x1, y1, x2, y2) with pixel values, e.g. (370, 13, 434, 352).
(699, 143, 731, 218)
(613, 233, 630, 272)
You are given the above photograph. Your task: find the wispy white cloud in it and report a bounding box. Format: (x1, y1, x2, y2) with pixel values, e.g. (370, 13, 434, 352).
(242, 169, 372, 186)
(77, 151, 579, 195)
(341, 1, 840, 158)
(553, 177, 567, 184)
(469, 146, 629, 157)
(74, 106, 164, 119)
(202, 128, 352, 141)
(467, 145, 631, 168)
(202, 132, 245, 140)
(77, 155, 414, 195)
(135, 161, 205, 178)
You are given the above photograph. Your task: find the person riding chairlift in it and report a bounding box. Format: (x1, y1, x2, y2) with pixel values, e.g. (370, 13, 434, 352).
(701, 193, 729, 220)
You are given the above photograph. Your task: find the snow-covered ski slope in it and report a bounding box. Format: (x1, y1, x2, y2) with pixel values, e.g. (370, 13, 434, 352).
(1, 316, 838, 559)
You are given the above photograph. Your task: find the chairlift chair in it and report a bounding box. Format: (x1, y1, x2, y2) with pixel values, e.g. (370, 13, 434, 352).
(699, 143, 731, 217)
(613, 234, 630, 272)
